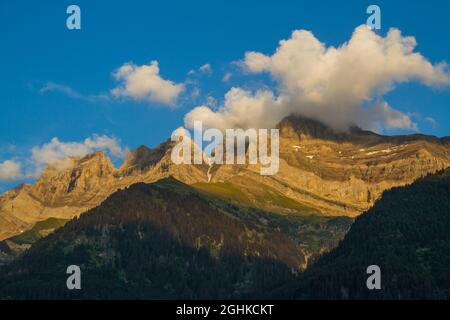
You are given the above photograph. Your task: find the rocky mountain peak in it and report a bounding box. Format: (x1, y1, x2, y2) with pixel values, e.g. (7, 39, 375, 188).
(278, 115, 338, 138)
(78, 149, 108, 163)
(119, 140, 174, 175)
(0, 115, 449, 241)
(278, 114, 383, 144)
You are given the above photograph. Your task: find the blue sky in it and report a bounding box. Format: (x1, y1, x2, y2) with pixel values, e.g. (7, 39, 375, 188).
(0, 0, 449, 191)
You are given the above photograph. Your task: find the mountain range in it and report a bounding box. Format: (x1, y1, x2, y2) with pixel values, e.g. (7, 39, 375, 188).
(1, 115, 449, 241)
(0, 115, 449, 299)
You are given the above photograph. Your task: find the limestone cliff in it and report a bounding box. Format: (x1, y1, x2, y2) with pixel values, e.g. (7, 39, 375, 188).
(0, 115, 449, 240)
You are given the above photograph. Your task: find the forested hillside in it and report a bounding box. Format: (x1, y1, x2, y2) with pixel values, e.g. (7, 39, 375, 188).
(291, 169, 450, 299)
(0, 178, 306, 299)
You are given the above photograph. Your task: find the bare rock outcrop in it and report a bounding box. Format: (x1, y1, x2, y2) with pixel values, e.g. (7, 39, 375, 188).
(1, 115, 449, 240)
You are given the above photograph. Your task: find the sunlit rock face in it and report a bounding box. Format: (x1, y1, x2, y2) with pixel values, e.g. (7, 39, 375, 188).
(1, 115, 449, 240)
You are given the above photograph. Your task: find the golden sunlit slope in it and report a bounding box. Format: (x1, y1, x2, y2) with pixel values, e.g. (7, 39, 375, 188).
(0, 115, 449, 240)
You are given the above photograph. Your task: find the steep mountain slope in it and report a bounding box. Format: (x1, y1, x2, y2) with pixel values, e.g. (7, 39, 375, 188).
(264, 116, 449, 215)
(0, 218, 68, 266)
(0, 178, 310, 299)
(0, 144, 208, 240)
(289, 169, 450, 299)
(187, 116, 447, 216)
(0, 115, 449, 240)
(193, 175, 321, 215)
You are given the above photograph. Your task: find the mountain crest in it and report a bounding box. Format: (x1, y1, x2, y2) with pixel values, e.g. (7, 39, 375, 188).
(119, 141, 173, 175)
(1, 115, 449, 241)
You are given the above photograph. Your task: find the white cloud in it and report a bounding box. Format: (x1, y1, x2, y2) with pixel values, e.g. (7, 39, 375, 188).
(0, 160, 22, 181)
(367, 102, 418, 132)
(31, 135, 126, 171)
(39, 82, 110, 103)
(190, 86, 201, 100)
(112, 60, 184, 106)
(83, 135, 125, 157)
(205, 96, 218, 108)
(425, 116, 438, 129)
(185, 87, 285, 130)
(222, 72, 232, 82)
(199, 63, 212, 74)
(188, 63, 213, 76)
(0, 135, 127, 181)
(186, 25, 450, 132)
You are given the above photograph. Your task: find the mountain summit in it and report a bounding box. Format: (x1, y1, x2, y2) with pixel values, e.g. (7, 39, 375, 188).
(0, 115, 449, 240)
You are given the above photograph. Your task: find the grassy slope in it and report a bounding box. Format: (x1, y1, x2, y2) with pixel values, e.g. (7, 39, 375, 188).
(8, 218, 69, 245)
(193, 177, 320, 216)
(0, 218, 69, 265)
(192, 178, 353, 264)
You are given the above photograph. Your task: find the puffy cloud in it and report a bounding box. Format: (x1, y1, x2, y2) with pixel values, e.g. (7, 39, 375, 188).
(0, 160, 22, 181)
(31, 135, 126, 171)
(367, 102, 417, 132)
(186, 25, 450, 132)
(245, 26, 449, 101)
(244, 52, 271, 73)
(83, 135, 125, 157)
(112, 60, 184, 105)
(0, 135, 127, 182)
(185, 87, 286, 130)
